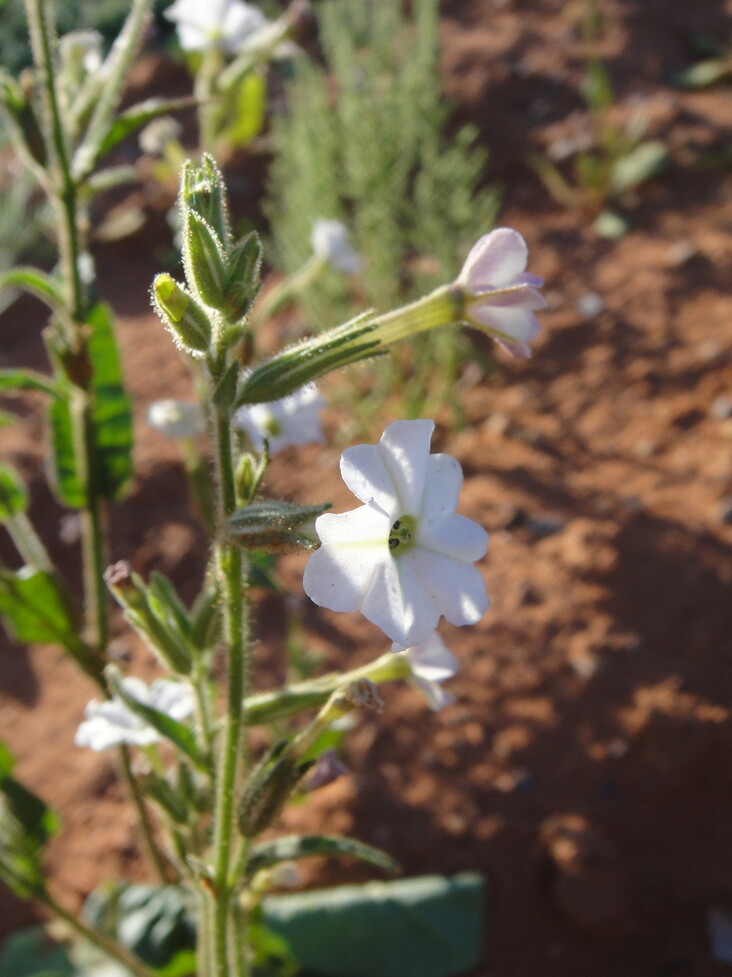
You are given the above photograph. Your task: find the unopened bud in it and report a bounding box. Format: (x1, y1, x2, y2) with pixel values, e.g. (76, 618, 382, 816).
(182, 212, 228, 310)
(152, 274, 212, 354)
(227, 500, 329, 551)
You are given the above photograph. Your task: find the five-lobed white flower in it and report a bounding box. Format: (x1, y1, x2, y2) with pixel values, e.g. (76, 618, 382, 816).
(147, 399, 206, 439)
(303, 419, 489, 647)
(234, 384, 325, 454)
(396, 633, 459, 711)
(165, 0, 269, 55)
(456, 227, 546, 359)
(311, 219, 363, 275)
(75, 677, 195, 752)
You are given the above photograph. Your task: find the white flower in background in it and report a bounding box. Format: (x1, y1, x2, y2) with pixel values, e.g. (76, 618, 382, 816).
(311, 219, 363, 275)
(75, 678, 194, 752)
(139, 116, 183, 156)
(147, 399, 206, 439)
(456, 227, 546, 359)
(165, 0, 269, 56)
(303, 419, 489, 647)
(396, 633, 459, 711)
(59, 30, 103, 75)
(234, 384, 325, 454)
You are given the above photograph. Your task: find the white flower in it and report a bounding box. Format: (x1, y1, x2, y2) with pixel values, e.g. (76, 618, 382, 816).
(147, 399, 206, 439)
(311, 219, 363, 275)
(303, 419, 489, 647)
(456, 227, 546, 359)
(165, 0, 269, 55)
(75, 678, 194, 752)
(139, 116, 183, 156)
(396, 633, 459, 711)
(234, 384, 325, 454)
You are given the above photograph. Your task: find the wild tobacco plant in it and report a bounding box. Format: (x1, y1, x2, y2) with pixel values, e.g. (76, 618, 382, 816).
(0, 4, 547, 977)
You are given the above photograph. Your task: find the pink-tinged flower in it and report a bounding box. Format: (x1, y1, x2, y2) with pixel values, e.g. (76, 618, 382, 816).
(303, 419, 489, 647)
(396, 633, 459, 711)
(456, 227, 546, 359)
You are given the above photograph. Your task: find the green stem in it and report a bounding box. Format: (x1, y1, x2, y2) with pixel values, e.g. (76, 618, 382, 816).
(39, 888, 158, 977)
(117, 744, 170, 885)
(7, 512, 54, 571)
(209, 407, 251, 977)
(25, 0, 85, 323)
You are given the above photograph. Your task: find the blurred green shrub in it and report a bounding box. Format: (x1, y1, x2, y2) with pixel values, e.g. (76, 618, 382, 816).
(265, 0, 499, 423)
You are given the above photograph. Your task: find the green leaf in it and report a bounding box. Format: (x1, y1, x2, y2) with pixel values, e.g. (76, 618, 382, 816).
(610, 140, 668, 194)
(0, 464, 28, 519)
(0, 567, 101, 681)
(86, 302, 133, 501)
(0, 567, 79, 647)
(48, 393, 85, 508)
(0, 267, 65, 315)
(674, 59, 730, 89)
(0, 369, 58, 397)
(0, 925, 75, 977)
(262, 873, 486, 977)
(95, 96, 197, 160)
(0, 740, 60, 898)
(222, 70, 267, 148)
(82, 883, 195, 975)
(107, 669, 205, 770)
(247, 835, 399, 879)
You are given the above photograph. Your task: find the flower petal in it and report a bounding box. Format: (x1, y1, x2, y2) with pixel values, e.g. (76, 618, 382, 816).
(303, 506, 389, 612)
(340, 444, 398, 512)
(377, 419, 434, 515)
(361, 550, 440, 647)
(419, 454, 463, 524)
(418, 513, 489, 563)
(405, 633, 459, 682)
(412, 550, 490, 627)
(471, 285, 546, 311)
(458, 228, 529, 289)
(410, 675, 455, 711)
(468, 304, 542, 343)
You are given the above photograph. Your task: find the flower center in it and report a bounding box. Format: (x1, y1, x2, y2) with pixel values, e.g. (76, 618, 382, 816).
(388, 515, 417, 555)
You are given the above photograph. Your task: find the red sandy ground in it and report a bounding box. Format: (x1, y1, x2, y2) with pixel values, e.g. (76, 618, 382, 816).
(2, 1, 732, 974)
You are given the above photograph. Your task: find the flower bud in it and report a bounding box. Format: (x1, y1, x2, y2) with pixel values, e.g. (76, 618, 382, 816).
(227, 500, 330, 551)
(238, 741, 313, 838)
(223, 232, 262, 320)
(152, 274, 212, 354)
(182, 212, 228, 310)
(181, 154, 230, 246)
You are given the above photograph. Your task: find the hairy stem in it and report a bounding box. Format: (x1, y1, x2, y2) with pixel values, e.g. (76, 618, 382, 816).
(209, 407, 251, 977)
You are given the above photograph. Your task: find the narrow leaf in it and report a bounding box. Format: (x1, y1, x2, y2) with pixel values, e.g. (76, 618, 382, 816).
(48, 392, 85, 508)
(86, 302, 134, 501)
(247, 835, 399, 879)
(0, 267, 65, 314)
(0, 369, 58, 397)
(96, 95, 198, 160)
